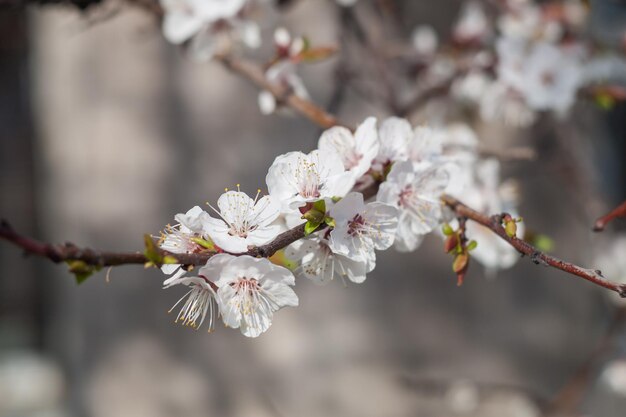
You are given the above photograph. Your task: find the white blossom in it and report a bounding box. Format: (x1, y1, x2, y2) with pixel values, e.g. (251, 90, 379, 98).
(160, 0, 260, 61)
(204, 189, 281, 253)
(286, 235, 369, 284)
(372, 117, 413, 172)
(160, 0, 245, 44)
(480, 81, 536, 127)
(159, 206, 211, 282)
(377, 161, 449, 252)
(213, 254, 298, 337)
(318, 117, 379, 180)
(440, 123, 480, 195)
(601, 360, 626, 397)
(328, 192, 398, 269)
(258, 28, 309, 115)
(451, 71, 492, 104)
(266, 149, 355, 212)
(494, 35, 584, 116)
(518, 42, 584, 113)
(163, 255, 231, 331)
(498, 2, 541, 40)
(453, 1, 490, 44)
(408, 125, 445, 165)
(411, 25, 438, 56)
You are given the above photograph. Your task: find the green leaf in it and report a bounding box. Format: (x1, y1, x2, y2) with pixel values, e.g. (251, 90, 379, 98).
(324, 216, 336, 228)
(595, 93, 615, 110)
(190, 237, 216, 250)
(466, 240, 478, 251)
(66, 260, 101, 285)
(303, 200, 325, 224)
(442, 223, 454, 236)
(304, 220, 321, 236)
(312, 199, 326, 213)
(452, 253, 469, 273)
(533, 234, 555, 252)
(505, 220, 517, 238)
(144, 234, 162, 264)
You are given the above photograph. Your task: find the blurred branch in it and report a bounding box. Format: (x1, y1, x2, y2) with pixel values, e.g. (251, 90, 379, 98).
(476, 145, 537, 161)
(124, 0, 346, 129)
(398, 78, 454, 117)
(441, 195, 626, 297)
(544, 306, 626, 416)
(593, 200, 626, 232)
(216, 54, 345, 129)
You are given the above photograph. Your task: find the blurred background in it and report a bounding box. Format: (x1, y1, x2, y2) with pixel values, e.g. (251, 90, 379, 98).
(1, 0, 625, 416)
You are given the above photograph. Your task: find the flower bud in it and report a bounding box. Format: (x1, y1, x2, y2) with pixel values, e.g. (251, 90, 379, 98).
(444, 234, 459, 253)
(505, 219, 517, 238)
(453, 253, 469, 274)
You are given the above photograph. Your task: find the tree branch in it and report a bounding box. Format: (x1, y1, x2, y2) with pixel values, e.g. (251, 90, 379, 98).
(215, 55, 345, 130)
(441, 195, 626, 297)
(0, 218, 312, 268)
(4, 195, 626, 298)
(593, 199, 626, 232)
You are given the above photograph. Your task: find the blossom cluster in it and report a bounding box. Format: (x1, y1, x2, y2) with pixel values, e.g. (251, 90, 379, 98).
(159, 0, 264, 61)
(414, 0, 626, 127)
(157, 117, 521, 337)
(158, 0, 626, 127)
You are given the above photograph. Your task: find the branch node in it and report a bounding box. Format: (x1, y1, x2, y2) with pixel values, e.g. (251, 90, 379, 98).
(530, 251, 548, 266)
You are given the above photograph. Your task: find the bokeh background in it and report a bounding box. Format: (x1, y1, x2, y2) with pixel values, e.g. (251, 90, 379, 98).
(1, 1, 625, 416)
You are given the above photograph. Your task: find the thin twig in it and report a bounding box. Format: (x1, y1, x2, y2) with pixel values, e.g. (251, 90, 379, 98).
(593, 200, 626, 232)
(441, 195, 626, 297)
(216, 54, 346, 130)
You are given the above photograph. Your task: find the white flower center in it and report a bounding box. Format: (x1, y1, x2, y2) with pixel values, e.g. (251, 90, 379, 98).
(209, 189, 273, 239)
(159, 225, 204, 254)
(294, 158, 322, 198)
(230, 277, 280, 328)
(398, 185, 436, 223)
